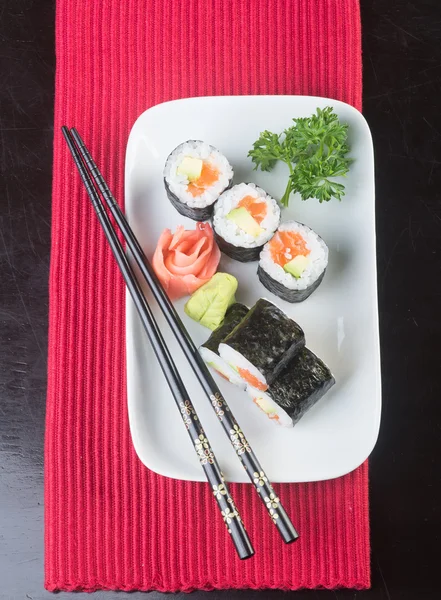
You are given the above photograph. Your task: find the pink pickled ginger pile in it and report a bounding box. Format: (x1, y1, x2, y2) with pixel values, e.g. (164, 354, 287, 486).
(152, 222, 221, 300)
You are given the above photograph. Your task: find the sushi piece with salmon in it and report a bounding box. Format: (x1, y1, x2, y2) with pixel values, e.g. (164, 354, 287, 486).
(258, 221, 328, 302)
(213, 183, 280, 262)
(164, 141, 233, 221)
(218, 298, 305, 391)
(246, 348, 335, 427)
(199, 303, 249, 387)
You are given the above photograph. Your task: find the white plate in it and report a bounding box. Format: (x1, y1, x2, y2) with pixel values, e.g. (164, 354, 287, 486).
(125, 95, 381, 483)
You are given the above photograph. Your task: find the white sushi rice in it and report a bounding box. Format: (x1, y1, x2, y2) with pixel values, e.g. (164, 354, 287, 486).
(246, 386, 294, 428)
(164, 141, 233, 208)
(199, 347, 246, 388)
(213, 183, 280, 248)
(259, 221, 328, 291)
(218, 343, 267, 388)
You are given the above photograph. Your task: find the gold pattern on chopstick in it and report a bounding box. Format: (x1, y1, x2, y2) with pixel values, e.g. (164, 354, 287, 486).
(212, 483, 227, 500)
(253, 471, 268, 487)
(229, 424, 251, 455)
(179, 400, 198, 430)
(264, 493, 281, 524)
(210, 392, 225, 420)
(194, 434, 214, 465)
(264, 493, 280, 509)
(221, 507, 238, 525)
(221, 495, 244, 533)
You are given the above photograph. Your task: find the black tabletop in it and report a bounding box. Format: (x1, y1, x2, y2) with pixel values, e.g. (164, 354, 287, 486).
(1, 1, 440, 598)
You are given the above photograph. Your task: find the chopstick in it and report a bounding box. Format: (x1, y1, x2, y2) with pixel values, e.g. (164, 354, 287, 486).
(61, 126, 254, 561)
(70, 128, 299, 545)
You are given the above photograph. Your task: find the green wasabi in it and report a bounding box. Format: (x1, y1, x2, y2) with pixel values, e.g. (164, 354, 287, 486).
(184, 272, 238, 330)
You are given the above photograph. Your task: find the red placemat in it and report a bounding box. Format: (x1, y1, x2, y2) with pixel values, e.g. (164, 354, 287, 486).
(45, 0, 368, 592)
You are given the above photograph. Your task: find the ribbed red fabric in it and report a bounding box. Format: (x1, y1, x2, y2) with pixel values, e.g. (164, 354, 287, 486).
(45, 0, 367, 592)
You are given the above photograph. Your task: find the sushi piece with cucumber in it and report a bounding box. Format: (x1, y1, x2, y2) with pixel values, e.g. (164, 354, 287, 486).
(213, 183, 280, 262)
(258, 221, 328, 302)
(163, 141, 233, 221)
(246, 348, 335, 427)
(199, 303, 249, 387)
(218, 298, 305, 391)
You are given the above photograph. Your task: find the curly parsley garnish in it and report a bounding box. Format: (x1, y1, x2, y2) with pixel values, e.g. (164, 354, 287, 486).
(248, 107, 352, 206)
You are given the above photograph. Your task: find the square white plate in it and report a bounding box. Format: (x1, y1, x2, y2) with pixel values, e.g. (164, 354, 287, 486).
(125, 95, 381, 483)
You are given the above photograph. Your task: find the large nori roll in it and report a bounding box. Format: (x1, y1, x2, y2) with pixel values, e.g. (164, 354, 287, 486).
(201, 303, 249, 354)
(214, 231, 261, 262)
(219, 298, 305, 388)
(248, 348, 335, 426)
(257, 264, 326, 302)
(199, 303, 249, 387)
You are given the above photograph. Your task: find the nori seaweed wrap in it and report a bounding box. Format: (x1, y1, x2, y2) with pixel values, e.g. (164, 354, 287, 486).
(218, 298, 305, 390)
(199, 303, 249, 387)
(247, 348, 335, 427)
(165, 187, 214, 221)
(201, 303, 249, 354)
(214, 232, 261, 262)
(257, 265, 326, 302)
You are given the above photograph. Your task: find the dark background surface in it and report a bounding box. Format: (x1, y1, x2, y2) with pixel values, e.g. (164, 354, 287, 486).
(1, 0, 440, 598)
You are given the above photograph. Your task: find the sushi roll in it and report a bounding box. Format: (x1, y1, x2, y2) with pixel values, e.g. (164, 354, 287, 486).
(218, 298, 305, 391)
(247, 348, 335, 427)
(163, 141, 233, 221)
(213, 183, 280, 262)
(258, 221, 328, 302)
(199, 303, 249, 387)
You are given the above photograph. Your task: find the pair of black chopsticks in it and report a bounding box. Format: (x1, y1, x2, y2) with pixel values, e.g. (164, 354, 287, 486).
(62, 126, 299, 560)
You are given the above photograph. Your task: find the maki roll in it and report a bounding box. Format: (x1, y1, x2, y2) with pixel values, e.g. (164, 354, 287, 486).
(247, 348, 335, 427)
(258, 221, 328, 302)
(213, 183, 280, 262)
(218, 298, 305, 391)
(199, 303, 249, 387)
(163, 141, 233, 221)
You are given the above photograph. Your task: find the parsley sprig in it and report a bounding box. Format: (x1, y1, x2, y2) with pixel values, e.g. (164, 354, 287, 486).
(248, 107, 352, 206)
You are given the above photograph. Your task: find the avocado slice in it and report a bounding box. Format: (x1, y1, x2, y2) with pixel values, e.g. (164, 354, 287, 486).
(283, 255, 310, 278)
(177, 156, 203, 181)
(226, 207, 263, 237)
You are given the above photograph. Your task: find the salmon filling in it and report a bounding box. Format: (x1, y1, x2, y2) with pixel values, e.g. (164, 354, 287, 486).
(238, 367, 268, 391)
(269, 230, 311, 267)
(215, 369, 230, 381)
(237, 195, 268, 224)
(252, 398, 281, 423)
(268, 413, 281, 422)
(187, 162, 220, 196)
